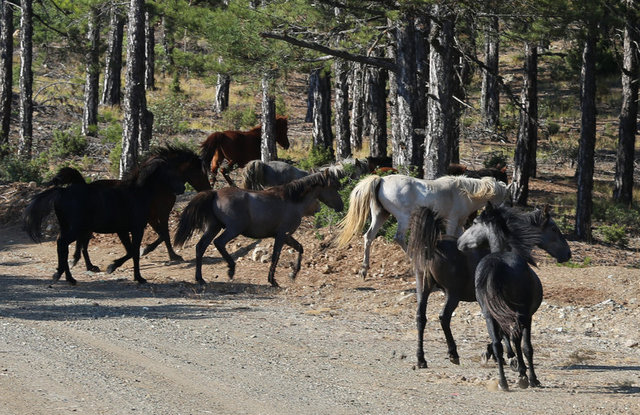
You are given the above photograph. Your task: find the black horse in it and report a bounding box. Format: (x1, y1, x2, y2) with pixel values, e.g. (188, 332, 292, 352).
(457, 202, 571, 390)
(407, 203, 570, 370)
(46, 145, 211, 273)
(23, 158, 185, 284)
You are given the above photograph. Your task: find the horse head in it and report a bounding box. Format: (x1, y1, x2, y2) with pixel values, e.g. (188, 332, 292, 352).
(534, 204, 571, 263)
(317, 169, 344, 212)
(275, 116, 290, 149)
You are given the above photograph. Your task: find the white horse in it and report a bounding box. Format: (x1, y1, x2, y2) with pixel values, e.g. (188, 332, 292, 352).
(337, 174, 510, 279)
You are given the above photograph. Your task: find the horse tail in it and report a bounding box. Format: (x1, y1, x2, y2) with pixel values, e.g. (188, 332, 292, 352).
(241, 160, 265, 190)
(200, 132, 222, 172)
(476, 260, 522, 338)
(45, 166, 86, 187)
(174, 190, 217, 247)
(23, 188, 61, 243)
(336, 175, 381, 248)
(407, 207, 443, 274)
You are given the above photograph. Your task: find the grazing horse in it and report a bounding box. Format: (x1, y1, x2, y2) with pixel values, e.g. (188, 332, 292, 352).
(200, 116, 290, 186)
(23, 159, 185, 284)
(337, 174, 510, 279)
(457, 202, 570, 390)
(46, 145, 211, 272)
(174, 170, 344, 287)
(447, 163, 508, 184)
(407, 204, 570, 369)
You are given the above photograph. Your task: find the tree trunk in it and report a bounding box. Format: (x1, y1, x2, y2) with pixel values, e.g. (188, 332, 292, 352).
(414, 15, 429, 146)
(367, 64, 388, 158)
(161, 15, 174, 76)
(305, 69, 317, 123)
(394, 12, 420, 174)
(82, 7, 100, 137)
(145, 9, 155, 91)
(261, 72, 277, 162)
(101, 5, 125, 106)
(613, 2, 638, 206)
(214, 57, 230, 114)
(511, 43, 538, 206)
(387, 24, 400, 165)
(120, 0, 146, 177)
(575, 31, 597, 242)
(311, 68, 333, 150)
(18, 0, 33, 159)
(0, 0, 13, 146)
(334, 58, 351, 160)
(424, 5, 454, 180)
(349, 63, 364, 151)
(481, 14, 500, 130)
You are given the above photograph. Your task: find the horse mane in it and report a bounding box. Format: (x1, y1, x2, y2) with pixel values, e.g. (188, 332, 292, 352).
(269, 170, 337, 203)
(241, 160, 265, 190)
(482, 205, 542, 265)
(439, 175, 502, 200)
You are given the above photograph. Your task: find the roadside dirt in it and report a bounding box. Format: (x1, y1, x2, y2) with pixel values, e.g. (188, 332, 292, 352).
(1, 182, 639, 414)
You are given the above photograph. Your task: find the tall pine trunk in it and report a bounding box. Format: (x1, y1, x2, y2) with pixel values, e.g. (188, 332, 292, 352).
(481, 14, 500, 130)
(424, 5, 454, 180)
(367, 64, 388, 158)
(260, 72, 277, 162)
(0, 0, 13, 146)
(18, 0, 33, 159)
(575, 30, 597, 241)
(120, 0, 146, 177)
(101, 5, 124, 106)
(214, 57, 230, 114)
(511, 43, 538, 206)
(387, 24, 400, 165)
(161, 15, 174, 76)
(394, 12, 420, 174)
(349, 63, 364, 151)
(613, 1, 638, 205)
(145, 8, 155, 91)
(82, 8, 100, 137)
(334, 58, 351, 160)
(310, 69, 333, 150)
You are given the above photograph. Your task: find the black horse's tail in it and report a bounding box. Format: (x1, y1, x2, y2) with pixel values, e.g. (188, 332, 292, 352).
(45, 166, 86, 187)
(174, 190, 217, 247)
(407, 207, 443, 274)
(23, 188, 61, 242)
(476, 260, 521, 338)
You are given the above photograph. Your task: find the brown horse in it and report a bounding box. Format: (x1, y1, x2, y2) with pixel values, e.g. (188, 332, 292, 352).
(200, 116, 290, 186)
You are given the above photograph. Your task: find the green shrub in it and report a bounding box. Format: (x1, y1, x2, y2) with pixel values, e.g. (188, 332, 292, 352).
(101, 122, 123, 145)
(598, 224, 629, 248)
(299, 146, 334, 171)
(50, 128, 88, 158)
(483, 151, 508, 169)
(547, 122, 560, 136)
(220, 105, 258, 130)
(149, 94, 189, 135)
(0, 153, 44, 183)
(109, 141, 122, 176)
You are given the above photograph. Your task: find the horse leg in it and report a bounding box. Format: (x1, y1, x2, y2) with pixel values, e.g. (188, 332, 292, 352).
(213, 228, 239, 280)
(76, 234, 100, 272)
(393, 217, 410, 251)
(283, 234, 303, 281)
(522, 321, 540, 387)
(221, 167, 237, 187)
(55, 232, 77, 285)
(439, 294, 461, 365)
(360, 209, 390, 279)
(511, 332, 530, 389)
(485, 316, 509, 391)
(145, 216, 184, 262)
(106, 232, 134, 274)
(130, 229, 146, 284)
(267, 234, 285, 287)
(415, 269, 431, 368)
(194, 224, 221, 285)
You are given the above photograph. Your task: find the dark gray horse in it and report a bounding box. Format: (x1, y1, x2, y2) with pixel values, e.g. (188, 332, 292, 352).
(174, 170, 344, 287)
(407, 204, 570, 370)
(456, 202, 571, 390)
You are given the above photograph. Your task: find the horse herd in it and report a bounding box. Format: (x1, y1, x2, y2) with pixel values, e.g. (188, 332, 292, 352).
(22, 117, 572, 391)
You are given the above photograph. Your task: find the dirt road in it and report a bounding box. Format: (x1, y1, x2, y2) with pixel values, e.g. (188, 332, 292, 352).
(1, 221, 639, 414)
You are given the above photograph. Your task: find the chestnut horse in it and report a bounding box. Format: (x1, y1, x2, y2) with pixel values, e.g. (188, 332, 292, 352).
(200, 116, 290, 186)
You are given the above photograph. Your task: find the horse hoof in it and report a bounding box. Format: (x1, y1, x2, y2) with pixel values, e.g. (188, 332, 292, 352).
(87, 265, 100, 273)
(52, 272, 62, 281)
(136, 277, 147, 284)
(530, 378, 541, 388)
(480, 352, 491, 366)
(270, 280, 280, 288)
(417, 360, 428, 369)
(449, 356, 460, 365)
(67, 277, 77, 285)
(498, 380, 509, 391)
(169, 254, 184, 262)
(358, 269, 368, 280)
(106, 264, 116, 274)
(509, 357, 520, 372)
(518, 376, 529, 389)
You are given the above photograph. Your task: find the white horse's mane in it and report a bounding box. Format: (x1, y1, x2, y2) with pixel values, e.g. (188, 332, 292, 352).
(434, 175, 505, 200)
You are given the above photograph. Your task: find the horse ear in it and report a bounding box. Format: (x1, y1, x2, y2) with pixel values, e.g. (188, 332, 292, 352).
(543, 204, 551, 219)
